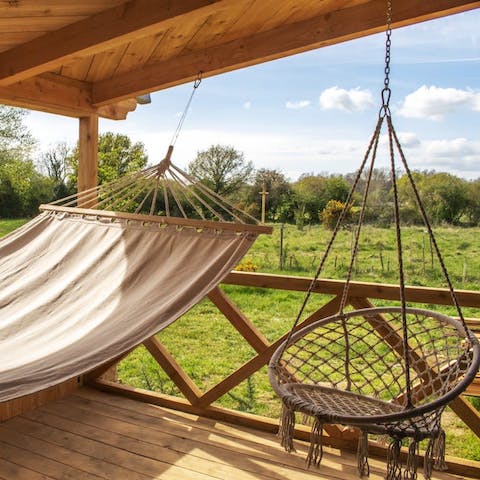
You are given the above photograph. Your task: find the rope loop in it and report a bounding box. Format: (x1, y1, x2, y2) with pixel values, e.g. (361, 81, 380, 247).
(193, 71, 203, 89)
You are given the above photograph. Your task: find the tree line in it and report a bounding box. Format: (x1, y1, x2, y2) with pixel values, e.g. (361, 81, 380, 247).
(190, 144, 480, 229)
(1, 106, 479, 227)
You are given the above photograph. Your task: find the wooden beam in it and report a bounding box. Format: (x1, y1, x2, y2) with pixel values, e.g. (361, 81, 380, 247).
(0, 0, 230, 86)
(197, 296, 343, 407)
(143, 336, 202, 404)
(0, 74, 94, 118)
(78, 115, 99, 200)
(92, 0, 480, 105)
(207, 287, 270, 353)
(223, 271, 480, 308)
(450, 397, 480, 438)
(0, 73, 136, 120)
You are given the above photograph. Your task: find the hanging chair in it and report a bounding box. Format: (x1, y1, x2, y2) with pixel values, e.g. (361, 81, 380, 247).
(268, 3, 480, 479)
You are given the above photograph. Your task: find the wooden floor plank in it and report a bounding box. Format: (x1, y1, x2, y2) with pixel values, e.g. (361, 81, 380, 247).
(0, 388, 476, 480)
(0, 457, 55, 480)
(25, 405, 322, 480)
(74, 388, 324, 461)
(58, 393, 369, 479)
(0, 440, 100, 480)
(70, 388, 480, 480)
(5, 415, 219, 480)
(0, 426, 149, 480)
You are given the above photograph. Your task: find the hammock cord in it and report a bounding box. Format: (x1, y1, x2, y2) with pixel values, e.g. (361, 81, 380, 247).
(170, 72, 203, 147)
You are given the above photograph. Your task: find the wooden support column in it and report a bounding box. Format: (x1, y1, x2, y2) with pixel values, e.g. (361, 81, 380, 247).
(77, 114, 99, 206)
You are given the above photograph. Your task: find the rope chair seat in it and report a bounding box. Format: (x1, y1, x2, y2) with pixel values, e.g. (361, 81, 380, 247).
(270, 307, 479, 440)
(269, 305, 479, 478)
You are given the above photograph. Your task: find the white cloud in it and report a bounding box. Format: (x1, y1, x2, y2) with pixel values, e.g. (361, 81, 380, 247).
(243, 101, 252, 110)
(398, 85, 479, 120)
(285, 100, 311, 109)
(396, 132, 421, 149)
(472, 94, 480, 112)
(398, 138, 480, 177)
(424, 138, 476, 157)
(319, 86, 374, 112)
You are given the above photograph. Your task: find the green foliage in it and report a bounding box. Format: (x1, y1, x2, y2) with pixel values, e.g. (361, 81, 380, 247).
(67, 132, 148, 188)
(398, 171, 469, 225)
(293, 174, 350, 225)
(0, 106, 48, 217)
(40, 142, 76, 200)
(188, 144, 253, 196)
(0, 157, 53, 217)
(321, 199, 356, 230)
(0, 106, 36, 160)
(241, 168, 292, 222)
(466, 179, 480, 225)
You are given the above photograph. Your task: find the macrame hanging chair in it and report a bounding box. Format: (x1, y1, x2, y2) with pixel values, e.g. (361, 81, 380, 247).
(268, 3, 480, 480)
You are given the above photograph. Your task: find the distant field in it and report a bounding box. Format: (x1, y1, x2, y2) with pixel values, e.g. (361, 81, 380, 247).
(2, 219, 479, 460)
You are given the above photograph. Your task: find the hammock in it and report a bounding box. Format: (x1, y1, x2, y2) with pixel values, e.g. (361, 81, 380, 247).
(0, 149, 271, 402)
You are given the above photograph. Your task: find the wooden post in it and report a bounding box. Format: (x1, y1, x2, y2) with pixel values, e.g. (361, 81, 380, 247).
(77, 114, 99, 207)
(259, 181, 269, 224)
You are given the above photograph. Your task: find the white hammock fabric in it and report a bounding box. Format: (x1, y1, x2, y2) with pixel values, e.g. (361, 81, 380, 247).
(0, 209, 258, 401)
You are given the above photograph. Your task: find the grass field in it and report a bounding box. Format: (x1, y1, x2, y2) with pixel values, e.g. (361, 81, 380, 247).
(1, 218, 479, 460)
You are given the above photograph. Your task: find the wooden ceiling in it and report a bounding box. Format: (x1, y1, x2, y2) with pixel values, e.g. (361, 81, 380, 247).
(0, 0, 478, 120)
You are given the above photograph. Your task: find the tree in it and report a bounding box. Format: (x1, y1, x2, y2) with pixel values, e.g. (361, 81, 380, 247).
(67, 132, 148, 188)
(292, 174, 326, 225)
(0, 106, 49, 217)
(398, 171, 469, 225)
(40, 142, 74, 199)
(188, 144, 253, 196)
(0, 106, 36, 162)
(466, 179, 480, 225)
(242, 169, 292, 222)
(426, 172, 469, 224)
(0, 158, 53, 217)
(292, 174, 350, 226)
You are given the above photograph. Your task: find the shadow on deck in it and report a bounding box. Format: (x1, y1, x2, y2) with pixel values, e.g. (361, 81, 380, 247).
(0, 387, 474, 480)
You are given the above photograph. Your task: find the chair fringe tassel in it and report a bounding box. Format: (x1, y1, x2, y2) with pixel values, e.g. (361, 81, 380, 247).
(306, 418, 324, 468)
(279, 406, 447, 480)
(424, 428, 447, 479)
(279, 403, 296, 452)
(386, 438, 402, 480)
(404, 439, 419, 480)
(432, 428, 447, 472)
(357, 430, 370, 477)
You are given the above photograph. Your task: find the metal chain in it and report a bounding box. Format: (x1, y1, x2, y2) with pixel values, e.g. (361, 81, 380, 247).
(380, 0, 392, 115)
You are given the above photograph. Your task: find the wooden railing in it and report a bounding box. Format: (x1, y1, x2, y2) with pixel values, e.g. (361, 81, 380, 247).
(90, 271, 480, 477)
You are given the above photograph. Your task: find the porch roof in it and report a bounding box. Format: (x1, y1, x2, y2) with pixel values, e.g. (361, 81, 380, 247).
(0, 0, 479, 119)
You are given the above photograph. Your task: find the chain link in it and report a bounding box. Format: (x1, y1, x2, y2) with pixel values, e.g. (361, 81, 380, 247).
(380, 0, 392, 115)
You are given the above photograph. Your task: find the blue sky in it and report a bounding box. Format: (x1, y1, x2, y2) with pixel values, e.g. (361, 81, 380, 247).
(25, 8, 480, 181)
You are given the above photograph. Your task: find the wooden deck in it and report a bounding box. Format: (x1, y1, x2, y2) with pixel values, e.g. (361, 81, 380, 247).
(0, 388, 473, 480)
